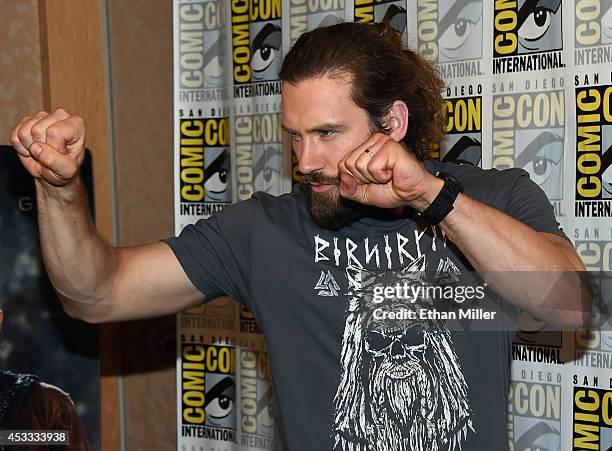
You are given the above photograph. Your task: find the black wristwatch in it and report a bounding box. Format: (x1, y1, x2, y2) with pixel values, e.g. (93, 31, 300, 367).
(419, 172, 464, 225)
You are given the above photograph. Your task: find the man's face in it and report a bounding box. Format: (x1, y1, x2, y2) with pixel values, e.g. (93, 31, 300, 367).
(281, 75, 373, 229)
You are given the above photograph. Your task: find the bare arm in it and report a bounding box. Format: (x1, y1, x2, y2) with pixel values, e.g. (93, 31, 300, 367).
(11, 109, 203, 323)
(338, 132, 591, 328)
(440, 192, 590, 327)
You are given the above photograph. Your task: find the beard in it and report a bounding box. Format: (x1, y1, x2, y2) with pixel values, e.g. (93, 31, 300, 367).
(300, 171, 371, 230)
(369, 359, 433, 430)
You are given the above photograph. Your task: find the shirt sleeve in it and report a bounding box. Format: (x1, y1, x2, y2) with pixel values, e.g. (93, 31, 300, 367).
(504, 169, 569, 241)
(162, 200, 254, 306)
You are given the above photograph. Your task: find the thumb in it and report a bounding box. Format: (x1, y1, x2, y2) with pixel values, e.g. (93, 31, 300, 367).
(339, 173, 370, 205)
(29, 142, 79, 185)
(338, 172, 358, 199)
(339, 174, 371, 205)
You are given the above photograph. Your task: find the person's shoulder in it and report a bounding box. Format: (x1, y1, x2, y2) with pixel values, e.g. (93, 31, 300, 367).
(203, 185, 307, 229)
(25, 381, 77, 409)
(429, 159, 526, 185)
(244, 185, 307, 218)
(251, 184, 305, 205)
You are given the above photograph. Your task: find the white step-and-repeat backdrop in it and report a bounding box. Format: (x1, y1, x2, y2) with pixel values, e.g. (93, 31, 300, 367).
(173, 1, 612, 450)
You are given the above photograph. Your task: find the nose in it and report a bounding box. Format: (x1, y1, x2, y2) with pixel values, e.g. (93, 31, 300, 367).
(391, 340, 407, 360)
(296, 138, 324, 175)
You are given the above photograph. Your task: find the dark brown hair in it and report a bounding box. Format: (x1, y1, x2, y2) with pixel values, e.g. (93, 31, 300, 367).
(279, 22, 445, 161)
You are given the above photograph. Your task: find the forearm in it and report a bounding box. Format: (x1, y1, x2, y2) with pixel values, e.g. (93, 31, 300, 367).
(35, 176, 117, 319)
(335, 131, 590, 326)
(11, 109, 204, 323)
(441, 194, 574, 271)
(439, 194, 589, 326)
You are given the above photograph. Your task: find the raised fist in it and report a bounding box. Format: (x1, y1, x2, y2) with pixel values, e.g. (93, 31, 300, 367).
(10, 108, 86, 187)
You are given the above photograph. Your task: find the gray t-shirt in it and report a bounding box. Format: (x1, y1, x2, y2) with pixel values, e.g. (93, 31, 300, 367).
(165, 160, 566, 451)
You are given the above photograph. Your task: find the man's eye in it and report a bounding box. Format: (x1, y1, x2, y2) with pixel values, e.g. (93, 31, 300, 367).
(366, 330, 393, 352)
(319, 130, 335, 138)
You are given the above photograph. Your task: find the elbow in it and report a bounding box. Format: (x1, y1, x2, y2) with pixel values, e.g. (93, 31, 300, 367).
(550, 275, 593, 329)
(58, 292, 114, 324)
(540, 307, 588, 330)
(570, 272, 593, 329)
(69, 310, 107, 325)
(557, 309, 589, 330)
(534, 272, 592, 329)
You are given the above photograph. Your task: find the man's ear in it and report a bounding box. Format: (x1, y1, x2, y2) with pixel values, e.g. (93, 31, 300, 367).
(384, 100, 409, 142)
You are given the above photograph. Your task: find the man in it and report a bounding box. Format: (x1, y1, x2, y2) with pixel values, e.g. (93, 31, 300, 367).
(10, 22, 588, 451)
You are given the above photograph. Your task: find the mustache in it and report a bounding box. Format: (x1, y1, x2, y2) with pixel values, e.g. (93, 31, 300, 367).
(300, 171, 341, 186)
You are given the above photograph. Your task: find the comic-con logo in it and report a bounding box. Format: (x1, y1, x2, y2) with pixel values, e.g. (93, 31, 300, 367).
(508, 376, 561, 451)
(574, 84, 612, 219)
(575, 0, 612, 65)
(240, 349, 275, 447)
(178, 1, 225, 89)
(493, 0, 564, 74)
(572, 385, 612, 450)
(574, 238, 612, 370)
(231, 0, 282, 98)
(354, 0, 408, 40)
(289, 0, 344, 45)
(433, 88, 482, 165)
(512, 312, 564, 365)
(492, 85, 565, 204)
(181, 341, 237, 442)
(183, 297, 236, 331)
(417, 0, 483, 79)
(235, 112, 283, 201)
(179, 117, 231, 216)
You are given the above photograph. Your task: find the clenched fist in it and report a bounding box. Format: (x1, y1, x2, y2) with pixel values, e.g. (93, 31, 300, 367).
(10, 108, 86, 187)
(337, 133, 443, 212)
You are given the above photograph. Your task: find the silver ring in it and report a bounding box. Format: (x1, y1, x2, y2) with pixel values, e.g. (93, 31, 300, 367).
(364, 149, 375, 157)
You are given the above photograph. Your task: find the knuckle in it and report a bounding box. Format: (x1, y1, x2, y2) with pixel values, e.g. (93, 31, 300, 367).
(17, 128, 28, 141)
(70, 115, 85, 129)
(31, 124, 43, 136)
(46, 125, 60, 138)
(53, 107, 67, 115)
